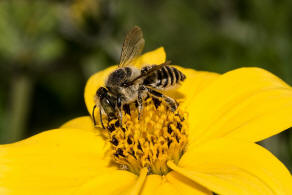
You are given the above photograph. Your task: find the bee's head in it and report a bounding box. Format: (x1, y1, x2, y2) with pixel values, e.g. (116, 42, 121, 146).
(93, 87, 117, 128)
(96, 87, 117, 120)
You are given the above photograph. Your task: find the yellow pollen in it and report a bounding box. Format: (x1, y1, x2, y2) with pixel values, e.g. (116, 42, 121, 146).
(102, 97, 188, 175)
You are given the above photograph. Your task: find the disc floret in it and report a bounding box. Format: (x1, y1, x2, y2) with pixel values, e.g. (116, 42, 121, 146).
(102, 97, 188, 175)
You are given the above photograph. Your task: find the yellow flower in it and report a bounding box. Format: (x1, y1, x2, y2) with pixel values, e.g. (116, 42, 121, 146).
(0, 47, 292, 194)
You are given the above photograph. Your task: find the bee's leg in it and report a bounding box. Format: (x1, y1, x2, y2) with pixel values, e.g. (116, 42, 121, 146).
(123, 104, 131, 115)
(92, 104, 105, 129)
(99, 105, 105, 129)
(92, 105, 97, 126)
(137, 85, 146, 120)
(117, 96, 123, 125)
(146, 87, 177, 111)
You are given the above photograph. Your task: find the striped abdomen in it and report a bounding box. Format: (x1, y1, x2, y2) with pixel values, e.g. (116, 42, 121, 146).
(143, 65, 186, 89)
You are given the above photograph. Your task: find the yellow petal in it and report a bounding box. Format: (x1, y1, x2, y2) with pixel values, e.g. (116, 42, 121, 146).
(61, 116, 112, 146)
(75, 170, 137, 194)
(132, 47, 166, 68)
(187, 67, 292, 144)
(165, 67, 219, 107)
(0, 128, 136, 194)
(60, 116, 95, 130)
(168, 138, 292, 195)
(127, 167, 148, 195)
(140, 172, 212, 195)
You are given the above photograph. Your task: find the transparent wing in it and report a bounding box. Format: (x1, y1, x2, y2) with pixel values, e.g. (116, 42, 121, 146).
(119, 26, 145, 67)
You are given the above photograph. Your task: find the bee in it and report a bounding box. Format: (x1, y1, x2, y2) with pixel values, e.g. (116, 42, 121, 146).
(92, 26, 186, 129)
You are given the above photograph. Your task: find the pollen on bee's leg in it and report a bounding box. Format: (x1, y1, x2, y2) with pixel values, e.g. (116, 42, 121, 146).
(106, 97, 188, 175)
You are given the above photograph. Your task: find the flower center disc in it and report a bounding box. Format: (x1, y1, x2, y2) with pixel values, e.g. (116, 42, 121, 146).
(103, 97, 188, 175)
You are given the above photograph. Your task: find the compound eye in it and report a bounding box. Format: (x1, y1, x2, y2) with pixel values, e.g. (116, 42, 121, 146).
(96, 87, 108, 97)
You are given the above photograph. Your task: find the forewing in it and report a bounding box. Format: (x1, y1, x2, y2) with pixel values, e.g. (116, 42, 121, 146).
(119, 26, 145, 67)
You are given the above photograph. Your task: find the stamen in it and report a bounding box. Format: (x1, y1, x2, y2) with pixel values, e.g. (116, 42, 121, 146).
(101, 97, 188, 175)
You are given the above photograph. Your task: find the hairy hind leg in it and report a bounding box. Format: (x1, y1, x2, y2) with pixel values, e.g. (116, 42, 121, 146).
(146, 87, 177, 111)
(117, 96, 123, 125)
(137, 85, 147, 120)
(92, 104, 106, 129)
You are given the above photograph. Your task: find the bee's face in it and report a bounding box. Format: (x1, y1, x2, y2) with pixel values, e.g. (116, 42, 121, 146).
(96, 87, 117, 120)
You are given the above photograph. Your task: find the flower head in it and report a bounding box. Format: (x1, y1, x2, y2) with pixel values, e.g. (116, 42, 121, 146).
(100, 96, 188, 175)
(0, 48, 292, 194)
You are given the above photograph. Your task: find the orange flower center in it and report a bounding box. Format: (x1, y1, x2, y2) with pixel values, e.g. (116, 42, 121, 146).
(101, 97, 188, 175)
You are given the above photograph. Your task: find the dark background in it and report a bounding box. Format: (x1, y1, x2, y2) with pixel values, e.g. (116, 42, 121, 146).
(0, 0, 291, 170)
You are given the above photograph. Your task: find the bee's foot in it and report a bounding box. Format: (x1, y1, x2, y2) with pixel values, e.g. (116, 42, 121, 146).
(138, 113, 141, 120)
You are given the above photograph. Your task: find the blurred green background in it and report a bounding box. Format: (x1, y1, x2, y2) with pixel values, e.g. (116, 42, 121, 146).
(0, 0, 291, 170)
